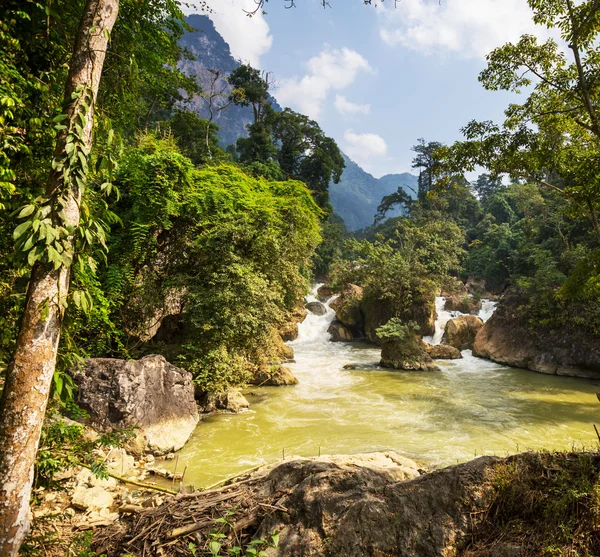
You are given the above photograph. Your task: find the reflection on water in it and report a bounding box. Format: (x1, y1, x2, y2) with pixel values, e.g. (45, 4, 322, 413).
(166, 290, 600, 487)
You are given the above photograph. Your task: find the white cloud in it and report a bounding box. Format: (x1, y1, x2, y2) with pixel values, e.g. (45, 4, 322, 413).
(335, 95, 371, 116)
(183, 0, 273, 67)
(276, 47, 372, 118)
(343, 129, 388, 175)
(378, 0, 553, 59)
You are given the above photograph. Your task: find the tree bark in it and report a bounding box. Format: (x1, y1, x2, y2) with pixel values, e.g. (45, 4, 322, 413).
(0, 1, 119, 555)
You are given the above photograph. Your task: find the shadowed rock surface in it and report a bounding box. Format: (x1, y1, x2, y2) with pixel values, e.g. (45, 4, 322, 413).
(71, 355, 199, 455)
(473, 296, 600, 378)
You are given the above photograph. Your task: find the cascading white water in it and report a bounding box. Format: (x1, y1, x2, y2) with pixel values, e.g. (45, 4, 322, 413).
(424, 296, 497, 346)
(166, 286, 598, 488)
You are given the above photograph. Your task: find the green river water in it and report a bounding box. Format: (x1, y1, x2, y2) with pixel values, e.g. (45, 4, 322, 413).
(164, 292, 600, 488)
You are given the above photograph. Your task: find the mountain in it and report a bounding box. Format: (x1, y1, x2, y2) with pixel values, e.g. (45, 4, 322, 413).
(330, 155, 418, 230)
(179, 15, 418, 231)
(179, 15, 283, 147)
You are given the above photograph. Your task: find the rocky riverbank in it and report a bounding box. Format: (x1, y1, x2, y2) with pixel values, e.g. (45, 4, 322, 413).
(86, 450, 600, 557)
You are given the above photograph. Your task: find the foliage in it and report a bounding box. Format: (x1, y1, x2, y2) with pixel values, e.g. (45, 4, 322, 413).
(100, 138, 321, 391)
(375, 318, 420, 341)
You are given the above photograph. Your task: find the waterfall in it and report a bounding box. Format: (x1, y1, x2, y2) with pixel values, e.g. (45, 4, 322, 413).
(424, 296, 498, 346)
(292, 284, 338, 344)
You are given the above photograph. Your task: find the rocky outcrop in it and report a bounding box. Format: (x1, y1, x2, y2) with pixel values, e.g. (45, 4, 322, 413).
(250, 365, 298, 386)
(306, 301, 327, 316)
(316, 285, 336, 302)
(442, 315, 484, 350)
(425, 343, 462, 360)
(196, 390, 250, 413)
(380, 334, 440, 371)
(330, 284, 364, 338)
(99, 451, 600, 557)
(473, 298, 600, 377)
(440, 277, 468, 298)
(279, 307, 308, 342)
(444, 294, 482, 315)
(72, 355, 199, 456)
(362, 290, 437, 343)
(328, 320, 354, 342)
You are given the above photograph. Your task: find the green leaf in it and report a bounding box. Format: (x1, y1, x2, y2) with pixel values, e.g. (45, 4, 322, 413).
(14, 220, 32, 240)
(18, 204, 36, 218)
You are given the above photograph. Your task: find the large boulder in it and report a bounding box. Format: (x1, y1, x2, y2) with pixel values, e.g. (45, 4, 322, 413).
(380, 332, 440, 371)
(330, 284, 364, 334)
(444, 295, 482, 315)
(363, 290, 437, 343)
(473, 297, 600, 377)
(72, 355, 199, 456)
(250, 365, 298, 386)
(328, 320, 354, 342)
(442, 315, 484, 350)
(306, 301, 327, 316)
(196, 390, 250, 413)
(425, 343, 462, 360)
(316, 285, 336, 302)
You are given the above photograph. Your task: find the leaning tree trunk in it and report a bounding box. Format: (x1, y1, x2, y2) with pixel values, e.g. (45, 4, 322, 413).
(0, 1, 119, 554)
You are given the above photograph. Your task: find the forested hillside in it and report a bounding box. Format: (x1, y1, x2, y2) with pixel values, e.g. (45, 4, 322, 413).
(178, 14, 417, 231)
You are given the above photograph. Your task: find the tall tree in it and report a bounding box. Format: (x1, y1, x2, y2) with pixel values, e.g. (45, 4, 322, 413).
(0, 1, 119, 554)
(412, 138, 444, 202)
(228, 64, 273, 124)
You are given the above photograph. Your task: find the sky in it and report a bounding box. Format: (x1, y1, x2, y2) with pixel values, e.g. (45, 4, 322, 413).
(182, 0, 555, 178)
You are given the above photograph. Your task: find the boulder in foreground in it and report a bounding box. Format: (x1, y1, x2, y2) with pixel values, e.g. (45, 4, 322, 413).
(72, 355, 199, 456)
(96, 451, 600, 557)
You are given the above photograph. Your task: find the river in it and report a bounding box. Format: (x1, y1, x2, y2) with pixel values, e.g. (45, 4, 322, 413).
(166, 288, 600, 487)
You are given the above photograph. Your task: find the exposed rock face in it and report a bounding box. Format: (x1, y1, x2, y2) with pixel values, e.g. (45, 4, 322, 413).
(473, 299, 600, 377)
(72, 356, 199, 456)
(425, 343, 462, 360)
(440, 277, 468, 298)
(251, 365, 298, 386)
(380, 335, 440, 371)
(306, 301, 327, 316)
(443, 315, 484, 350)
(279, 307, 308, 342)
(316, 285, 336, 302)
(444, 294, 482, 315)
(253, 456, 496, 556)
(197, 390, 250, 413)
(362, 290, 437, 343)
(327, 320, 354, 342)
(330, 284, 364, 338)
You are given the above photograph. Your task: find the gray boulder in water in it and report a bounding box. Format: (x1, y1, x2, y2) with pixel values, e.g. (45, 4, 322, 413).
(306, 301, 327, 316)
(71, 355, 199, 456)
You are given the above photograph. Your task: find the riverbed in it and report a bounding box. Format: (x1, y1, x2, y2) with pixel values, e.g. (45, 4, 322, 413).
(166, 290, 600, 488)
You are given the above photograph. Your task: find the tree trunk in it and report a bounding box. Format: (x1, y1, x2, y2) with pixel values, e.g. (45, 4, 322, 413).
(0, 1, 119, 555)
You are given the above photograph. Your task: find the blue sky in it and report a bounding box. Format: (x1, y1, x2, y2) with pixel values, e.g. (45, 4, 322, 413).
(184, 0, 553, 177)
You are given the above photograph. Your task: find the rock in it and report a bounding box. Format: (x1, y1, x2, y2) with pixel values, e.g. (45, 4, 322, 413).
(74, 507, 120, 528)
(440, 277, 468, 298)
(251, 453, 529, 556)
(71, 355, 199, 456)
(362, 288, 437, 343)
(198, 390, 250, 413)
(444, 294, 482, 315)
(75, 469, 118, 491)
(380, 332, 440, 371)
(105, 448, 135, 477)
(473, 294, 600, 377)
(306, 301, 327, 316)
(251, 365, 298, 387)
(279, 307, 308, 342)
(327, 320, 354, 342)
(71, 486, 114, 511)
(425, 343, 462, 360)
(330, 284, 363, 331)
(442, 315, 484, 350)
(316, 285, 336, 302)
